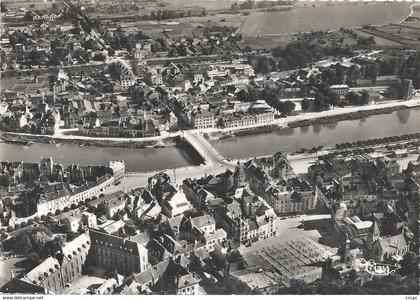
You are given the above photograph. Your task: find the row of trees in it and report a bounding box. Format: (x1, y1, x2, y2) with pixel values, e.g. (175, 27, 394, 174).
(231, 0, 292, 11)
(301, 89, 369, 112)
(272, 41, 354, 71)
(236, 88, 296, 115)
(247, 41, 356, 75)
(149, 9, 206, 20)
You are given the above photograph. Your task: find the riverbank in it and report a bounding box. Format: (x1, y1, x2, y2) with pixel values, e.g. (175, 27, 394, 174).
(203, 125, 278, 141)
(1, 98, 419, 151)
(0, 132, 181, 149)
(206, 103, 416, 141)
(288, 105, 408, 128)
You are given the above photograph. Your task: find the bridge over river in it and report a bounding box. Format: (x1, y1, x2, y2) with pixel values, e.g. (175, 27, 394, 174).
(182, 131, 236, 168)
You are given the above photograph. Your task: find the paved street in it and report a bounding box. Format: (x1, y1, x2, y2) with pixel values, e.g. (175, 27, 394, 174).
(0, 257, 27, 288)
(240, 214, 336, 255)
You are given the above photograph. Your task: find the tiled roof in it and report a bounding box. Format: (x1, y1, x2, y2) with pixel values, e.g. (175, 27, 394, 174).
(191, 215, 215, 229)
(89, 229, 145, 256)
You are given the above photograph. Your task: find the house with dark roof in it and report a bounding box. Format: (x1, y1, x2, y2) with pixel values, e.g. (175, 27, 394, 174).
(89, 229, 149, 275)
(20, 233, 91, 294)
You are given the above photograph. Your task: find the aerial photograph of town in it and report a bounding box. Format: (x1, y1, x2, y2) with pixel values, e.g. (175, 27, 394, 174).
(0, 0, 419, 296)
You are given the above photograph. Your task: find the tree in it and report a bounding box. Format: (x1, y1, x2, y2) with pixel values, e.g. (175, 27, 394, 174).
(360, 90, 370, 105)
(279, 100, 296, 115)
(370, 62, 379, 83)
(231, 2, 239, 12)
(347, 65, 360, 83)
(26, 252, 41, 267)
(314, 93, 326, 111)
(301, 98, 313, 111)
(15, 233, 32, 254)
(202, 275, 256, 295)
(399, 251, 419, 276)
(284, 279, 317, 294)
(346, 91, 361, 106)
(0, 176, 10, 187)
(236, 90, 249, 102)
(1, 2, 7, 12)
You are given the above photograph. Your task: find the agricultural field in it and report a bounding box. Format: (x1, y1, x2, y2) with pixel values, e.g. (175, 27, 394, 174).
(380, 24, 420, 43)
(182, 13, 246, 28)
(356, 23, 420, 47)
(118, 21, 204, 39)
(400, 21, 420, 30)
(354, 29, 403, 47)
(241, 36, 292, 51)
(3, 1, 56, 10)
(159, 0, 237, 11)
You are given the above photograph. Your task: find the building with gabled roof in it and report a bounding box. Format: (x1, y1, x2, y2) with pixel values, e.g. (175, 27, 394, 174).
(89, 229, 149, 275)
(21, 233, 91, 294)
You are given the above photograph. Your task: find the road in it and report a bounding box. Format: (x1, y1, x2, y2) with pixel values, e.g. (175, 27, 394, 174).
(107, 164, 233, 194)
(183, 131, 236, 168)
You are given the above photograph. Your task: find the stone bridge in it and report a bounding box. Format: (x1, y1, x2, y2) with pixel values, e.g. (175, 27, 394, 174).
(182, 131, 235, 168)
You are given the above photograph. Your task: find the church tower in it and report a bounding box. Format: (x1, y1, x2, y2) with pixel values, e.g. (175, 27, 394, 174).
(234, 161, 246, 189)
(340, 233, 351, 263)
(366, 219, 380, 251)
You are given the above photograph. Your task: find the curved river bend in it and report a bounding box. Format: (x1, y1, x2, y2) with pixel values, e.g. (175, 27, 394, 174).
(0, 108, 419, 172)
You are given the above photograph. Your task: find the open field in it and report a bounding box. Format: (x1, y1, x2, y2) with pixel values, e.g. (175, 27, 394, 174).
(160, 0, 237, 11)
(241, 29, 359, 50)
(380, 24, 420, 43)
(159, 0, 368, 12)
(354, 29, 404, 47)
(401, 21, 420, 29)
(120, 21, 203, 39)
(240, 2, 411, 37)
(241, 36, 292, 50)
(358, 27, 420, 46)
(3, 1, 57, 10)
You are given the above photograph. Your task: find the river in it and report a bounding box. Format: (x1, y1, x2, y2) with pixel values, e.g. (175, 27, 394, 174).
(0, 108, 419, 172)
(0, 142, 202, 172)
(240, 2, 412, 36)
(211, 108, 420, 160)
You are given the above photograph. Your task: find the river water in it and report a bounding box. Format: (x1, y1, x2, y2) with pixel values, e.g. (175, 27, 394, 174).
(0, 108, 419, 172)
(211, 108, 420, 160)
(0, 142, 201, 172)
